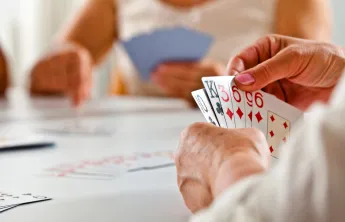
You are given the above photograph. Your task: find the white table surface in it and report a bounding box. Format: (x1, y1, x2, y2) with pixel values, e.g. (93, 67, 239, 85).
(0, 89, 204, 222)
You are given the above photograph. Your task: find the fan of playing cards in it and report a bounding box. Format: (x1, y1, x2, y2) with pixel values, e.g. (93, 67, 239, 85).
(192, 76, 304, 159)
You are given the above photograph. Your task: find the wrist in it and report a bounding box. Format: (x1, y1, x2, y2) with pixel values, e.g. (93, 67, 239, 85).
(212, 151, 267, 198)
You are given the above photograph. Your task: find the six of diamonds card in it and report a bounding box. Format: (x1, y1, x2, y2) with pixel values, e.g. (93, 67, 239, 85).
(192, 76, 303, 159)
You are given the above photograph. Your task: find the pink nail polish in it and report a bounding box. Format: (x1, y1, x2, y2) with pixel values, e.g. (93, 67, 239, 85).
(235, 73, 255, 85)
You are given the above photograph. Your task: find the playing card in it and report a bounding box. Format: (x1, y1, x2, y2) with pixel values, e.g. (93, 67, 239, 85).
(45, 160, 130, 180)
(0, 192, 51, 208)
(0, 135, 55, 150)
(42, 151, 176, 180)
(122, 26, 214, 80)
(244, 91, 253, 127)
(267, 111, 291, 158)
(130, 153, 175, 171)
(0, 205, 17, 213)
(192, 89, 220, 126)
(252, 90, 303, 157)
(38, 122, 116, 136)
(229, 79, 246, 128)
(202, 77, 228, 128)
(212, 76, 236, 129)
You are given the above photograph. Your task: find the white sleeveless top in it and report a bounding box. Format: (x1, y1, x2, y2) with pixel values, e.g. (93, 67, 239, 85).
(114, 0, 276, 96)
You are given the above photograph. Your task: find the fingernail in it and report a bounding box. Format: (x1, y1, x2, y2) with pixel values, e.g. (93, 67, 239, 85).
(235, 73, 255, 85)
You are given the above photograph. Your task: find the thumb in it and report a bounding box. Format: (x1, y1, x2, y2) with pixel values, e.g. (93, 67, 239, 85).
(234, 49, 297, 91)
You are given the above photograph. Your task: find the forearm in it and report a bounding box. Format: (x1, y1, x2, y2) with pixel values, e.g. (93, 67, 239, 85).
(57, 0, 118, 65)
(274, 0, 332, 41)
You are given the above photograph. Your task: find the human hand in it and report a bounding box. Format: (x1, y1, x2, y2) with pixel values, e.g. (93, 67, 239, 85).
(228, 35, 345, 111)
(0, 46, 9, 95)
(30, 43, 93, 107)
(152, 60, 224, 105)
(175, 123, 271, 213)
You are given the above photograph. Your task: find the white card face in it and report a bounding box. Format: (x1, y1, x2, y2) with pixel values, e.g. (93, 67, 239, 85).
(192, 89, 220, 127)
(244, 91, 253, 127)
(213, 76, 236, 129)
(252, 90, 303, 158)
(267, 111, 291, 158)
(39, 122, 116, 136)
(0, 205, 17, 213)
(252, 90, 267, 133)
(202, 77, 228, 128)
(229, 79, 246, 128)
(0, 192, 51, 208)
(42, 151, 175, 181)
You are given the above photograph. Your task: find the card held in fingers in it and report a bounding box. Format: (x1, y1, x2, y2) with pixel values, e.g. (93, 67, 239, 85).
(213, 76, 236, 129)
(192, 89, 220, 127)
(244, 91, 253, 127)
(252, 90, 303, 158)
(229, 79, 246, 128)
(202, 77, 228, 128)
(267, 111, 291, 158)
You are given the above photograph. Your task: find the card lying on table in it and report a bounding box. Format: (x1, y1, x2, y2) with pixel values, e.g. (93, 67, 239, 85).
(192, 76, 303, 159)
(0, 135, 55, 150)
(0, 192, 52, 214)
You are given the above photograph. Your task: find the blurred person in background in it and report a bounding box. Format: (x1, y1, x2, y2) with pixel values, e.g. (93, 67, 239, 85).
(0, 0, 19, 96)
(29, 0, 332, 107)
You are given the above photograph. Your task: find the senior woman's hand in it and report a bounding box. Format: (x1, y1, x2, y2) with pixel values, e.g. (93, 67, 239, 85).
(228, 35, 345, 110)
(175, 123, 271, 213)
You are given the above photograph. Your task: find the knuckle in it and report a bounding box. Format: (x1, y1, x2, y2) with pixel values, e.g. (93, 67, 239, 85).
(286, 45, 305, 58)
(257, 63, 274, 83)
(176, 122, 209, 164)
(180, 122, 207, 140)
(257, 34, 279, 47)
(240, 127, 266, 146)
(249, 128, 266, 142)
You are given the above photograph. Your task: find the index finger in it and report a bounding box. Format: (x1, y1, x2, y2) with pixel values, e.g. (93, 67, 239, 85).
(226, 35, 301, 76)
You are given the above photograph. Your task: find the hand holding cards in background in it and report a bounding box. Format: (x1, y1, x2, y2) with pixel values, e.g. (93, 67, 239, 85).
(153, 60, 224, 104)
(30, 42, 93, 107)
(228, 34, 345, 111)
(122, 26, 214, 82)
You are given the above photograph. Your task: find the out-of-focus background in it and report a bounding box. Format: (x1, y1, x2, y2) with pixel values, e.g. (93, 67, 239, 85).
(1, 0, 345, 97)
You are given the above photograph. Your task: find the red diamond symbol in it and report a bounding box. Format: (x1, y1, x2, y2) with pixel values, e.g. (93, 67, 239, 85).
(236, 107, 244, 119)
(283, 122, 288, 129)
(248, 111, 253, 121)
(226, 108, 234, 120)
(270, 146, 274, 153)
(283, 137, 287, 143)
(269, 130, 275, 137)
(270, 115, 275, 122)
(255, 112, 263, 123)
